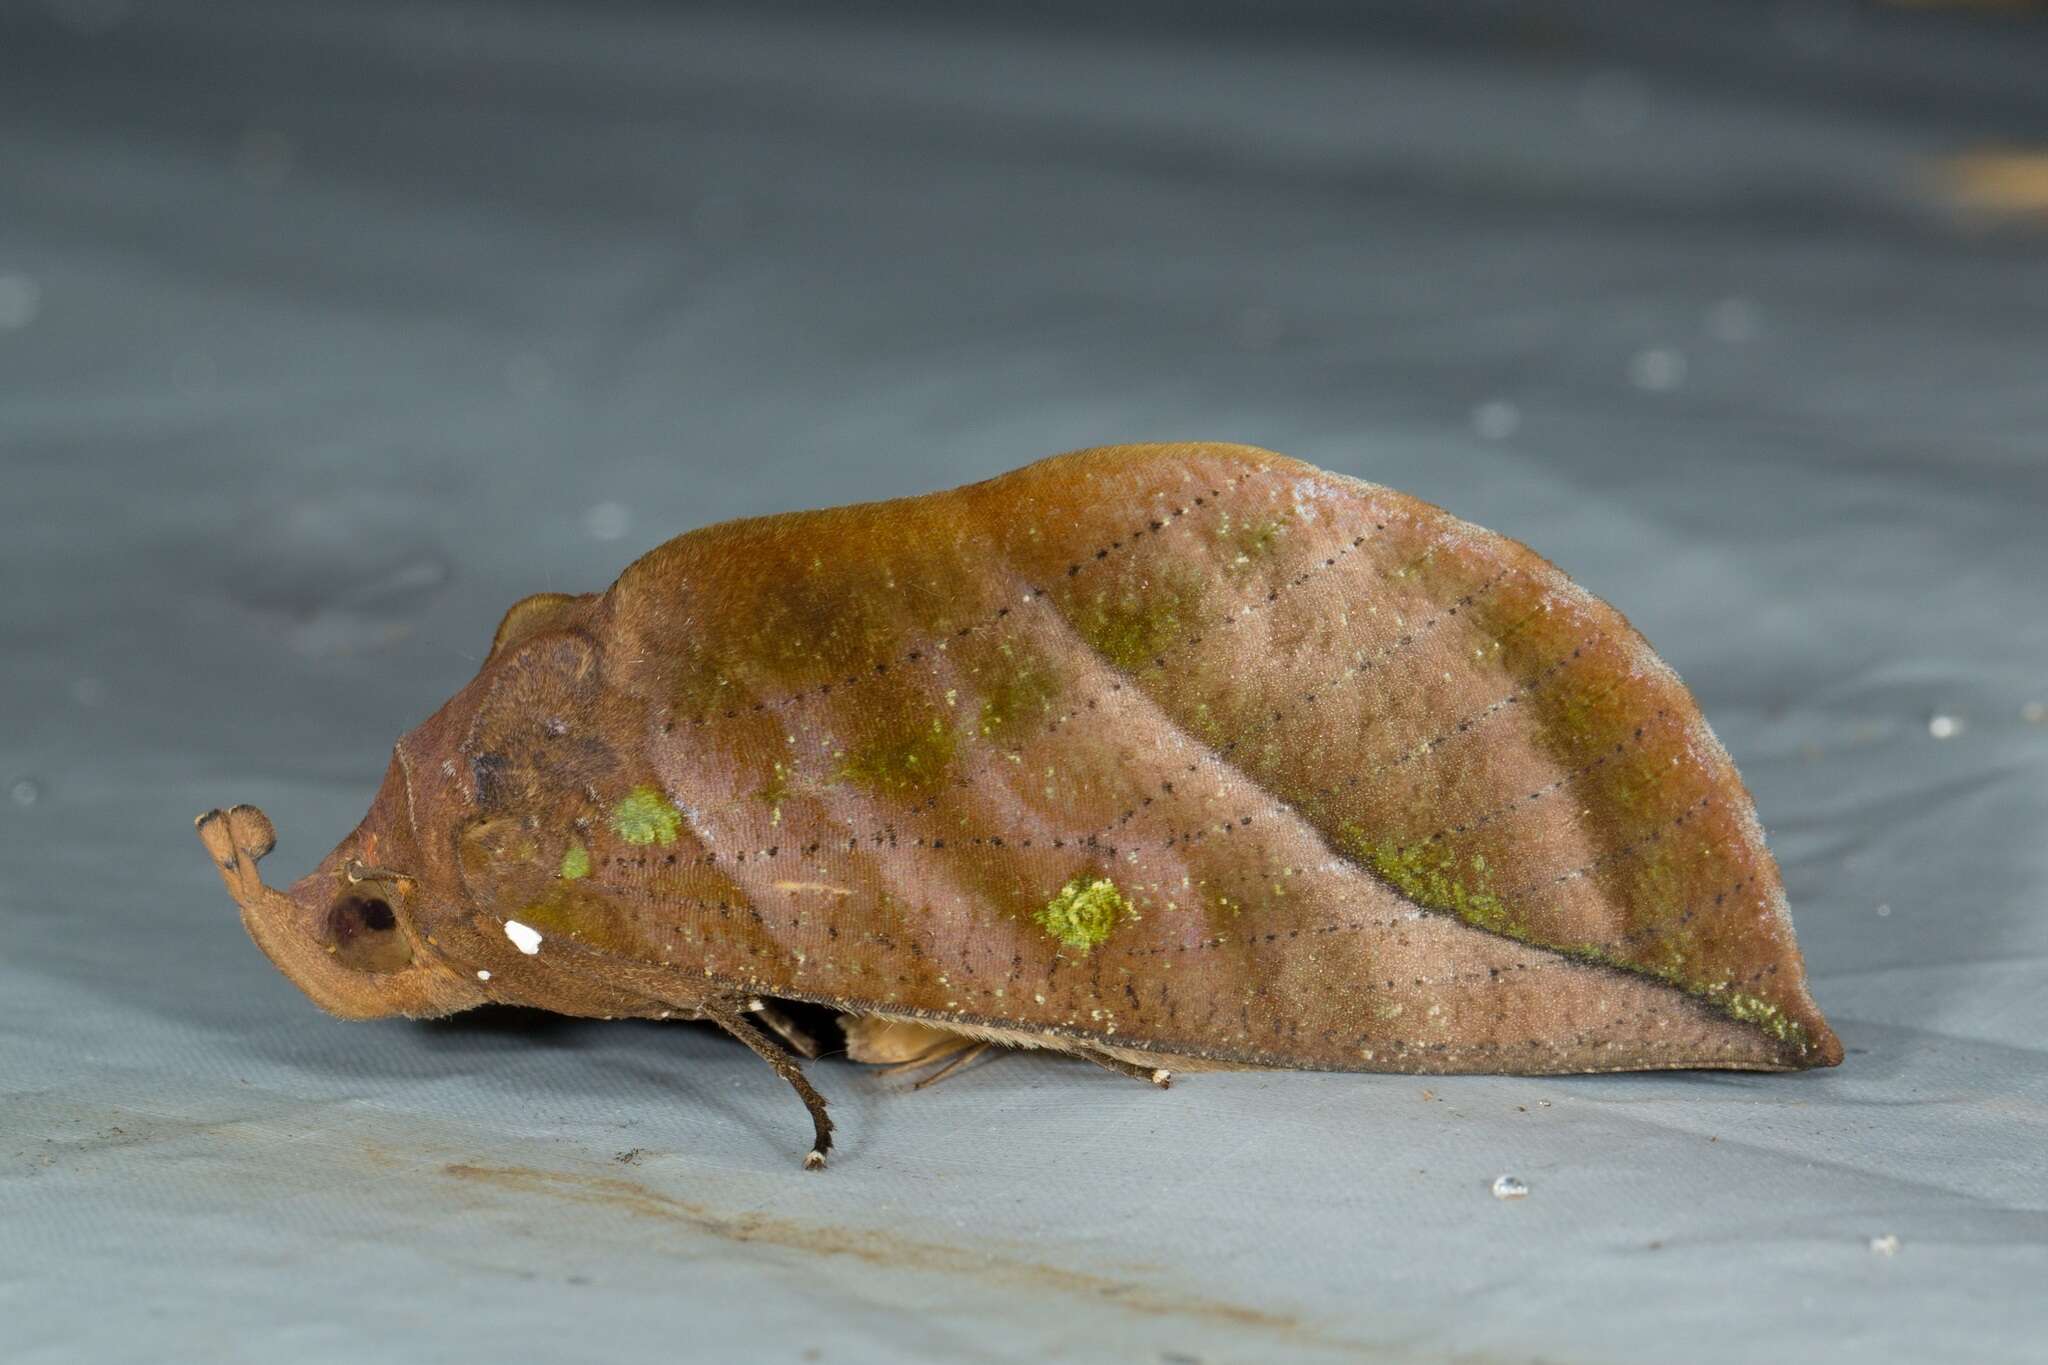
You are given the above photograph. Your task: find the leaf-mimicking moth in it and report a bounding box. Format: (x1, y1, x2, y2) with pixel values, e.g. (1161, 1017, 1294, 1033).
(196, 443, 1842, 1167)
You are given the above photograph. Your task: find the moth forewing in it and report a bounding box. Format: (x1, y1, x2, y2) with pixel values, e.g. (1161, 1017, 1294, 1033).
(200, 442, 1840, 1166)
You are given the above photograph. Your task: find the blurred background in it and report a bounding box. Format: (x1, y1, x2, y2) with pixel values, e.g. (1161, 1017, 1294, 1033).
(4, 2, 2045, 1362)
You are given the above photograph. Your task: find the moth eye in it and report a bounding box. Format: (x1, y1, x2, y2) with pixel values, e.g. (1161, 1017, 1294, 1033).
(324, 893, 413, 974)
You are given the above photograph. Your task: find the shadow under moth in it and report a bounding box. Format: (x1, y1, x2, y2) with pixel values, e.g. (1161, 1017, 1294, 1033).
(196, 443, 1841, 1167)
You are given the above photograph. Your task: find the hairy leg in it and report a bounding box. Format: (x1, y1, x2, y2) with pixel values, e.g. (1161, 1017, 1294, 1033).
(703, 997, 835, 1169)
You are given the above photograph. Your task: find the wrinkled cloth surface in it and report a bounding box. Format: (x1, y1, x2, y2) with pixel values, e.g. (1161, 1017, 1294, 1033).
(3, 3, 2045, 1362)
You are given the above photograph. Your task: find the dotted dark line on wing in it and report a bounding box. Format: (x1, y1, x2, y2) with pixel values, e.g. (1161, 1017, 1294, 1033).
(909, 517, 1411, 776)
(659, 509, 1401, 872)
(642, 525, 1709, 990)
(1389, 708, 1674, 856)
(538, 857, 1767, 1014)
(916, 562, 1514, 866)
(528, 934, 1785, 1073)
(640, 624, 1630, 926)
(1298, 631, 1603, 819)
(670, 469, 1264, 731)
(1018, 538, 1483, 841)
(1204, 568, 1513, 763)
(1389, 649, 1599, 771)
(1506, 794, 1717, 901)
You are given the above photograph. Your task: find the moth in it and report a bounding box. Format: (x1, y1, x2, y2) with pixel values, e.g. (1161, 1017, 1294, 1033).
(196, 443, 1841, 1167)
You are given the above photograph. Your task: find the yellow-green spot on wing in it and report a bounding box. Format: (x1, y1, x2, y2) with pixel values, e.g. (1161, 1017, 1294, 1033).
(1345, 827, 1518, 938)
(610, 785, 684, 846)
(1220, 511, 1291, 569)
(976, 643, 1060, 743)
(1714, 989, 1810, 1049)
(755, 760, 793, 825)
(1036, 876, 1134, 951)
(839, 714, 959, 797)
(558, 839, 591, 880)
(1346, 827, 1816, 1054)
(1072, 575, 1203, 671)
(516, 881, 643, 956)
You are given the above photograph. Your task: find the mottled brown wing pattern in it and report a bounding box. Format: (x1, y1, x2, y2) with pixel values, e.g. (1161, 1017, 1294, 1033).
(529, 443, 1837, 1073)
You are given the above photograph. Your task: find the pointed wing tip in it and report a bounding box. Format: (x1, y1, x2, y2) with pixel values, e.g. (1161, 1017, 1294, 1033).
(1754, 1000, 1841, 1070)
(1801, 1020, 1845, 1069)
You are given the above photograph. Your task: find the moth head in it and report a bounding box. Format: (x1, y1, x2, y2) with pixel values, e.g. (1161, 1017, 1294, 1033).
(194, 798, 484, 1020)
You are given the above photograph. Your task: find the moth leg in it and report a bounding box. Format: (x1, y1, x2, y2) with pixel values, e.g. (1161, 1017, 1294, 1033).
(1081, 1047, 1174, 1089)
(911, 1041, 991, 1090)
(876, 1043, 961, 1076)
(745, 996, 823, 1060)
(703, 998, 835, 1170)
(844, 1015, 972, 1069)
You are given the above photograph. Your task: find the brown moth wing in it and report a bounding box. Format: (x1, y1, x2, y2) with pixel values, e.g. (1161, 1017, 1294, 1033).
(443, 442, 1837, 1074)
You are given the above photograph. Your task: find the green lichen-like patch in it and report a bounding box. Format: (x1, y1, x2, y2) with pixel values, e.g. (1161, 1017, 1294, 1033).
(1074, 577, 1203, 671)
(1340, 821, 1813, 1054)
(1548, 677, 1635, 766)
(609, 785, 684, 846)
(1219, 511, 1291, 568)
(839, 714, 959, 796)
(458, 817, 539, 878)
(755, 759, 794, 824)
(1714, 989, 1809, 1049)
(1346, 828, 1519, 938)
(558, 839, 591, 880)
(976, 644, 1060, 742)
(516, 882, 643, 956)
(1036, 876, 1133, 951)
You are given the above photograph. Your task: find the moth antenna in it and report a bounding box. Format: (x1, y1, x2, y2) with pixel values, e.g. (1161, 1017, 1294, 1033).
(704, 998, 835, 1170)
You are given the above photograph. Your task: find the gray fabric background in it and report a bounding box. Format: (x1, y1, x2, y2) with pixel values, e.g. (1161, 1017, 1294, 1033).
(4, 2, 2045, 1361)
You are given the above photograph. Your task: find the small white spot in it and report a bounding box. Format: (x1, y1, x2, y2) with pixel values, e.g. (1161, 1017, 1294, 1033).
(1491, 1175, 1530, 1201)
(0, 273, 43, 331)
(1629, 346, 1687, 392)
(1471, 399, 1521, 441)
(504, 920, 543, 955)
(1869, 1233, 1900, 1257)
(582, 501, 630, 542)
(10, 777, 43, 807)
(476, 969, 492, 981)
(1927, 713, 1963, 740)
(1875, 903, 1892, 918)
